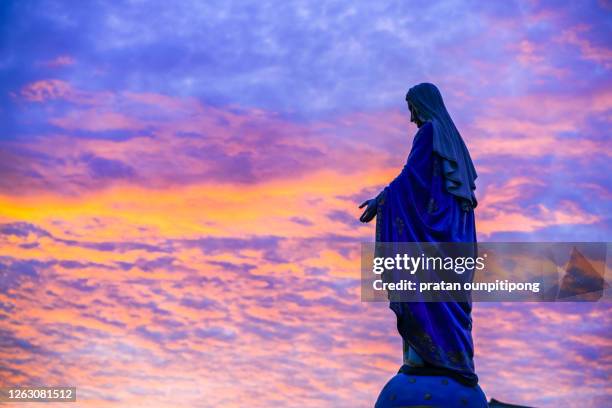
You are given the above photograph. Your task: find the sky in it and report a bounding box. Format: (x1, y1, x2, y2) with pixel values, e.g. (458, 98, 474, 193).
(0, 0, 611, 407)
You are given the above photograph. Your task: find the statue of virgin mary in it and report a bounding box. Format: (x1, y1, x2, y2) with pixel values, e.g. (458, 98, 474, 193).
(359, 83, 487, 407)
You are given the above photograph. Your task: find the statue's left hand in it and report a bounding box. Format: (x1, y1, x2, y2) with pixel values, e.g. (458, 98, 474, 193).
(359, 199, 377, 223)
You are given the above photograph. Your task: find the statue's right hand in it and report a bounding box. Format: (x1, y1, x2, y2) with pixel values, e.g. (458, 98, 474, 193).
(359, 199, 377, 223)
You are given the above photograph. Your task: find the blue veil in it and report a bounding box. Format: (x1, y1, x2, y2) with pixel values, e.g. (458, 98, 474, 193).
(375, 83, 479, 385)
(407, 83, 477, 210)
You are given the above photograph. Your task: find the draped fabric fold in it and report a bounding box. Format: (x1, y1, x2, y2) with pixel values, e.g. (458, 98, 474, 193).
(375, 120, 479, 385)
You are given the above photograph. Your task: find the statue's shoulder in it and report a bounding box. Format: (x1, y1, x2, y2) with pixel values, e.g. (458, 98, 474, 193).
(413, 121, 434, 148)
(421, 121, 434, 133)
(416, 121, 434, 139)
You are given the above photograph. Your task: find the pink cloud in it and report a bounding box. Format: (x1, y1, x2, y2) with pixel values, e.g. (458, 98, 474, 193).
(18, 79, 113, 105)
(509, 40, 570, 80)
(557, 24, 612, 69)
(50, 110, 144, 131)
(19, 79, 74, 102)
(40, 55, 76, 67)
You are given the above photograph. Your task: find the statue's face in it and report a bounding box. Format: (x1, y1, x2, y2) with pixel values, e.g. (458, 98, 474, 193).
(407, 101, 424, 128)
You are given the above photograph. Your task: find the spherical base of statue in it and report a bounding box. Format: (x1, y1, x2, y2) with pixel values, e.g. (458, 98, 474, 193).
(375, 371, 488, 408)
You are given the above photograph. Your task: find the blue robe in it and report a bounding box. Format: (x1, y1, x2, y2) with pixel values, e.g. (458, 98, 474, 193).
(375, 121, 478, 385)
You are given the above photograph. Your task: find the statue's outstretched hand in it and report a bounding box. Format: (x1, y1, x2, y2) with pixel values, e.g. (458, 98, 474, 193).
(359, 199, 377, 223)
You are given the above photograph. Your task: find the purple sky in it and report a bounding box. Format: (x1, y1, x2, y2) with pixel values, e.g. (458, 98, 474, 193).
(0, 1, 611, 407)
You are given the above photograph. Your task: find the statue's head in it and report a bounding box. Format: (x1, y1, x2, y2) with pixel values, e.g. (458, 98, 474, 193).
(405, 82, 447, 128)
(407, 100, 424, 128)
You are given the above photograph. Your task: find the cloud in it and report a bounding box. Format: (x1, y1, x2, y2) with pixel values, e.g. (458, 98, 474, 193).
(19, 79, 75, 102)
(39, 55, 76, 67)
(557, 24, 612, 69)
(82, 154, 136, 180)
